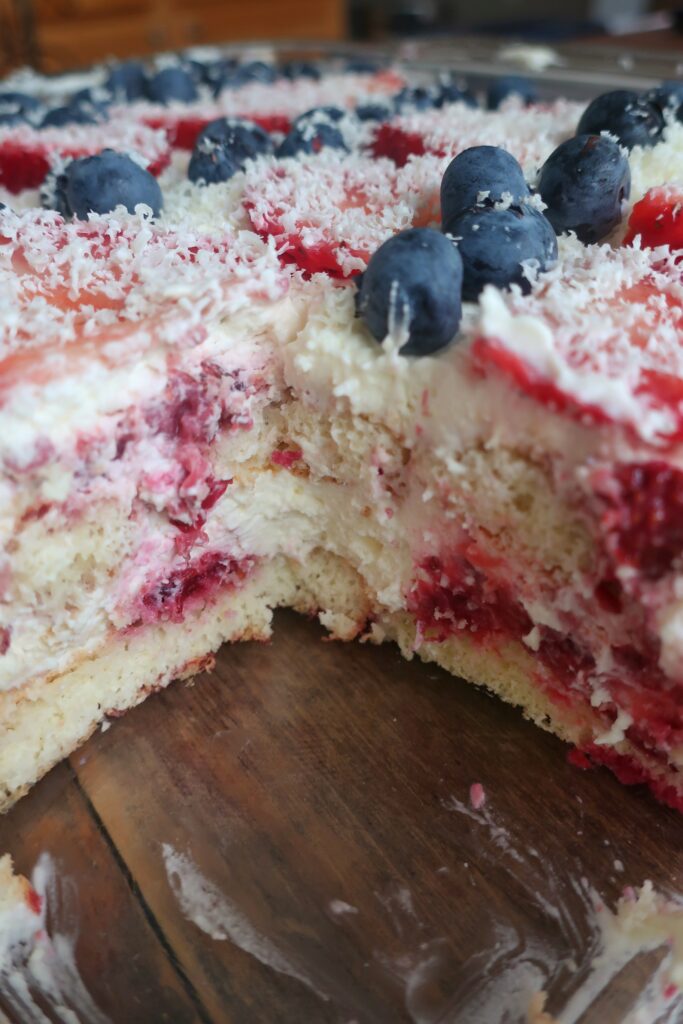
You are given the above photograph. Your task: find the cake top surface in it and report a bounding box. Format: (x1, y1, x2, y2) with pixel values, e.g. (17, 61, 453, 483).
(1, 59, 683, 446)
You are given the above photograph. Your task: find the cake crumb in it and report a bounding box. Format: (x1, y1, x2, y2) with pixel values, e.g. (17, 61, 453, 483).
(469, 782, 486, 810)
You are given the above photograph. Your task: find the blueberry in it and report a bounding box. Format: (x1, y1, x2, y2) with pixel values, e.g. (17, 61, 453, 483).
(188, 118, 272, 184)
(294, 105, 345, 126)
(393, 86, 435, 112)
(51, 150, 163, 219)
(0, 93, 32, 126)
(345, 58, 381, 74)
(41, 102, 105, 128)
(356, 228, 463, 355)
(239, 61, 278, 83)
(188, 142, 241, 185)
(182, 58, 214, 84)
(196, 117, 272, 160)
(281, 61, 320, 81)
(105, 60, 147, 101)
(645, 80, 683, 122)
(276, 121, 348, 157)
(449, 205, 557, 301)
(576, 90, 663, 150)
(0, 91, 41, 114)
(212, 60, 277, 95)
(202, 57, 237, 91)
(69, 88, 111, 121)
(146, 67, 198, 105)
(441, 146, 529, 231)
(355, 102, 392, 122)
(537, 134, 630, 244)
(434, 81, 477, 109)
(487, 75, 537, 110)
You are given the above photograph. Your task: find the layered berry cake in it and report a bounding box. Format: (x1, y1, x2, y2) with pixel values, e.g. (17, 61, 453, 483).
(1, 54, 683, 818)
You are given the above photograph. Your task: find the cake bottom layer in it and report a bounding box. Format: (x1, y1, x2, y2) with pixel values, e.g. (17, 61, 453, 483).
(1, 548, 682, 815)
(0, 550, 373, 813)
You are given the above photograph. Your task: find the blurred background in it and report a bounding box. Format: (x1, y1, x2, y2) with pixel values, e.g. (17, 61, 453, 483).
(1, 0, 682, 75)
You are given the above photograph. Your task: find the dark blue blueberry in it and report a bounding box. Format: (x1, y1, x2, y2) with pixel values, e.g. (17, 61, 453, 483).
(212, 60, 276, 95)
(577, 90, 663, 150)
(189, 118, 273, 184)
(355, 102, 392, 122)
(392, 86, 436, 112)
(281, 61, 320, 81)
(294, 106, 345, 126)
(434, 81, 477, 109)
(180, 56, 220, 85)
(487, 75, 537, 110)
(105, 60, 147, 101)
(41, 102, 104, 128)
(201, 57, 238, 91)
(239, 61, 278, 83)
(196, 117, 272, 160)
(644, 80, 683, 122)
(355, 227, 463, 355)
(0, 91, 40, 126)
(440, 146, 529, 231)
(449, 204, 557, 301)
(146, 67, 198, 105)
(50, 150, 163, 219)
(276, 121, 348, 158)
(537, 134, 630, 244)
(69, 88, 111, 120)
(345, 57, 381, 74)
(0, 91, 42, 114)
(188, 145, 240, 185)
(45, 170, 70, 217)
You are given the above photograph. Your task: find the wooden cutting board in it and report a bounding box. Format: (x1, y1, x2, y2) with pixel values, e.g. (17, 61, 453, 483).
(2, 610, 683, 1023)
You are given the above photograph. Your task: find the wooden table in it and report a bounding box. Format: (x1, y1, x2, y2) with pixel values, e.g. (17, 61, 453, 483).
(2, 610, 683, 1022)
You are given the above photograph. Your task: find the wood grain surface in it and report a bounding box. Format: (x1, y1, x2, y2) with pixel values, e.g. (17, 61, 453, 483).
(2, 610, 683, 1023)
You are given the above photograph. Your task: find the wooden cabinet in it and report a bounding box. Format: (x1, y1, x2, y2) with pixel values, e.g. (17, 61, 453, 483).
(29, 0, 346, 72)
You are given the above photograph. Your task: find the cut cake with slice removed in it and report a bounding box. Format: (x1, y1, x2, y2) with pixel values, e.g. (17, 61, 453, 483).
(2, 69, 683, 816)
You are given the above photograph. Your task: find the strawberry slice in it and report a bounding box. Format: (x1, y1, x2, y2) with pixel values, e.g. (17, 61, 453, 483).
(243, 157, 427, 278)
(624, 187, 683, 250)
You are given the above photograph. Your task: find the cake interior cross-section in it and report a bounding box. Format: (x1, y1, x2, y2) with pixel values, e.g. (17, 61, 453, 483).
(1, 52, 683, 818)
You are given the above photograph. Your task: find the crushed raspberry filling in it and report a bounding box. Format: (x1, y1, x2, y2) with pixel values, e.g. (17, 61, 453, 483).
(408, 551, 683, 756)
(593, 461, 683, 581)
(570, 744, 683, 814)
(370, 124, 426, 167)
(408, 553, 531, 644)
(624, 187, 683, 251)
(271, 447, 302, 468)
(134, 552, 254, 625)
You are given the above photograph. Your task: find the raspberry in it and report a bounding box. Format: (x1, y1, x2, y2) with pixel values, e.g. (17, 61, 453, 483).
(370, 124, 426, 166)
(595, 461, 683, 580)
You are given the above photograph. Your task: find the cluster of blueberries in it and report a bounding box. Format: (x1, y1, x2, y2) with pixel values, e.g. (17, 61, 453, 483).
(184, 76, 540, 185)
(7, 69, 683, 357)
(355, 82, 675, 355)
(576, 82, 683, 150)
(0, 55, 375, 131)
(0, 53, 537, 137)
